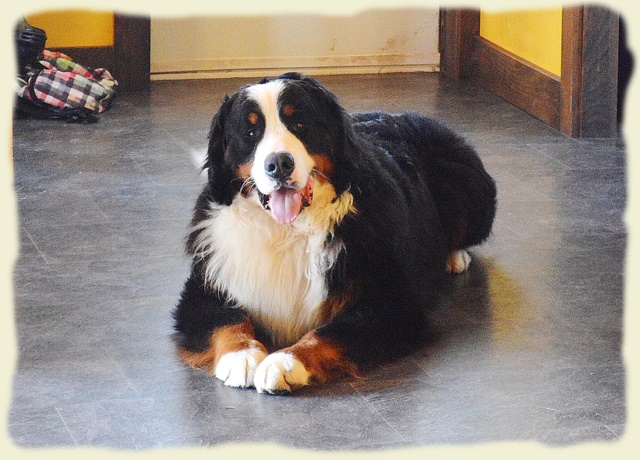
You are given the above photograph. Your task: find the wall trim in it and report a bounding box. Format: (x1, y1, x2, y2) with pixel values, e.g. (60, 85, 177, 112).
(150, 53, 440, 80)
(471, 36, 561, 129)
(113, 14, 150, 92)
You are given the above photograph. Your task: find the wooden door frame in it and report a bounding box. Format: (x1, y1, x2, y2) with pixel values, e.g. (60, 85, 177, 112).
(112, 14, 150, 92)
(439, 6, 619, 138)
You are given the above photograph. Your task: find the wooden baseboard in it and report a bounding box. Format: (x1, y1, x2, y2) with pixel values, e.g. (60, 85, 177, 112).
(470, 36, 562, 130)
(150, 53, 440, 80)
(151, 65, 439, 81)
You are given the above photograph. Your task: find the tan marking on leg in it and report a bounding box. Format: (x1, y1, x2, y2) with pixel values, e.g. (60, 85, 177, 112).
(319, 285, 357, 324)
(177, 317, 267, 373)
(284, 330, 359, 385)
(178, 346, 217, 372)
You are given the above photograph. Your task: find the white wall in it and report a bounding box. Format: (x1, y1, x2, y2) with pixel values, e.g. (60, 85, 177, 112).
(150, 9, 439, 79)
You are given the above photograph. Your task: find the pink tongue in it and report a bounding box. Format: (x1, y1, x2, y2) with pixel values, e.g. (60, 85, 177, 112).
(268, 188, 303, 224)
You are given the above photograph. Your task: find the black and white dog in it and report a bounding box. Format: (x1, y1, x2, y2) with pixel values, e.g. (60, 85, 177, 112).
(173, 72, 496, 394)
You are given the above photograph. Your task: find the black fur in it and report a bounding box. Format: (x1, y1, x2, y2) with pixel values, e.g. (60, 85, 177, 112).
(174, 73, 497, 368)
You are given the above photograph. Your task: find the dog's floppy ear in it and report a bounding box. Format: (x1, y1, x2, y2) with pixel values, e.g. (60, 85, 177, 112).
(331, 111, 363, 198)
(294, 76, 360, 197)
(206, 94, 237, 205)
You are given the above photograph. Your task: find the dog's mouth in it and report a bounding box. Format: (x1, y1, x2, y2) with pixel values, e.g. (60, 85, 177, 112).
(258, 176, 314, 225)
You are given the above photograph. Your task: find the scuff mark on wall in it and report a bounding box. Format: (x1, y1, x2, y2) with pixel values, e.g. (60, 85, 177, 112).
(151, 9, 440, 78)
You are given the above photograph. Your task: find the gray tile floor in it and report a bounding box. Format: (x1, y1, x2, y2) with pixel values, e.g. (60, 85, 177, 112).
(9, 73, 627, 450)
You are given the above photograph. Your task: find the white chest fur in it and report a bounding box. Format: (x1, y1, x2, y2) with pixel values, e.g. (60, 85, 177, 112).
(192, 182, 354, 346)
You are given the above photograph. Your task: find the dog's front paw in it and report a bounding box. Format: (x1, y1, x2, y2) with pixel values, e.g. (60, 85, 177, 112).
(254, 352, 310, 394)
(446, 249, 471, 274)
(214, 347, 267, 388)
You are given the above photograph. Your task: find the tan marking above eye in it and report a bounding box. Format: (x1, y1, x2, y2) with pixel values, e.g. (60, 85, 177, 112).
(283, 104, 296, 117)
(248, 112, 259, 125)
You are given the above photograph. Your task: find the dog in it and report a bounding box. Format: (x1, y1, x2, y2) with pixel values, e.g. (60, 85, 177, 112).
(173, 72, 497, 394)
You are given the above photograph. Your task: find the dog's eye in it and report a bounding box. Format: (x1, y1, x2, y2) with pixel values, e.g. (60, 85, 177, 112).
(246, 129, 257, 139)
(291, 122, 305, 133)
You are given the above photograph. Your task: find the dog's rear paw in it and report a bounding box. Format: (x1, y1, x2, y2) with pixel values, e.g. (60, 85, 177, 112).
(214, 347, 267, 388)
(446, 249, 471, 274)
(254, 352, 310, 394)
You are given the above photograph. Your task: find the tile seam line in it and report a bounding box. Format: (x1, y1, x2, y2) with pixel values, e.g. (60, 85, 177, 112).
(23, 228, 50, 265)
(352, 386, 408, 443)
(54, 405, 79, 448)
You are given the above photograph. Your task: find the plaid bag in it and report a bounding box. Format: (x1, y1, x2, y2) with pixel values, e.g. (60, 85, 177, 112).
(16, 50, 118, 123)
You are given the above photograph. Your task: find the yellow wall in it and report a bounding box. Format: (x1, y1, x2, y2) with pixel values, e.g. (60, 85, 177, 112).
(480, 9, 562, 77)
(25, 10, 114, 48)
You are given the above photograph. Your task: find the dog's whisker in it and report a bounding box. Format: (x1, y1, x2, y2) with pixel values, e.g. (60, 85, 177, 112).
(230, 176, 247, 185)
(312, 169, 332, 185)
(240, 177, 256, 196)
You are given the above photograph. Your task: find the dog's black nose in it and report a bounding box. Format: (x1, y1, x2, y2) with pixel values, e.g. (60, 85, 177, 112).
(264, 152, 295, 182)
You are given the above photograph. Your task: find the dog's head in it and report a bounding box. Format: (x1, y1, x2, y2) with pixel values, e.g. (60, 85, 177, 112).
(204, 72, 354, 225)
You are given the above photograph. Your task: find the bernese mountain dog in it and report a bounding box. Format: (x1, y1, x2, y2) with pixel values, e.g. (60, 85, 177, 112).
(173, 72, 497, 394)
